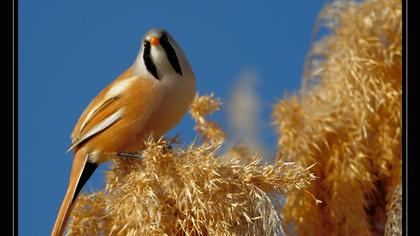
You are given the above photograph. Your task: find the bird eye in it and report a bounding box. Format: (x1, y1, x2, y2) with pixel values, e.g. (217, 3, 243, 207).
(143, 40, 150, 47)
(160, 33, 167, 42)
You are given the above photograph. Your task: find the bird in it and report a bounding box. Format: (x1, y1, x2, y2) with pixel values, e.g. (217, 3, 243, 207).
(51, 28, 196, 236)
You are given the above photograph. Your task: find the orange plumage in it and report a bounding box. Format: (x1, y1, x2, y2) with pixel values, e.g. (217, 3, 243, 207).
(51, 28, 196, 236)
(72, 67, 170, 158)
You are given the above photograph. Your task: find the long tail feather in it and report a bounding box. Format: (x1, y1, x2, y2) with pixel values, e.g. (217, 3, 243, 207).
(51, 149, 98, 236)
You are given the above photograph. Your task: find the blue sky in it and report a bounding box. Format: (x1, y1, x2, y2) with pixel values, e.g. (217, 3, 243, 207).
(19, 1, 325, 234)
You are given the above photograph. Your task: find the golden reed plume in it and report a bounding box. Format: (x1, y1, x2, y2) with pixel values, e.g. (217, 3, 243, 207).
(273, 0, 402, 235)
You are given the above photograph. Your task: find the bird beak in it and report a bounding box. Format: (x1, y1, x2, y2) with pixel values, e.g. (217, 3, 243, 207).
(151, 37, 160, 46)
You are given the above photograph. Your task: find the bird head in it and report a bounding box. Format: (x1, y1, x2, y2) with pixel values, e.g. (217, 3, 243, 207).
(135, 28, 194, 82)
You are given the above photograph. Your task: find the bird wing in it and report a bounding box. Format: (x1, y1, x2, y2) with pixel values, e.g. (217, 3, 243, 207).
(66, 105, 124, 152)
(67, 68, 136, 152)
(78, 95, 121, 134)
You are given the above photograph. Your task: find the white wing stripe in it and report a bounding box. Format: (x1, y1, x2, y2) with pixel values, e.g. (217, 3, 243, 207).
(79, 103, 100, 133)
(67, 108, 124, 153)
(79, 96, 120, 133)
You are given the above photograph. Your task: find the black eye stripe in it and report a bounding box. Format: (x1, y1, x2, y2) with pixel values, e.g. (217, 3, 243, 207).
(143, 40, 159, 80)
(160, 34, 183, 76)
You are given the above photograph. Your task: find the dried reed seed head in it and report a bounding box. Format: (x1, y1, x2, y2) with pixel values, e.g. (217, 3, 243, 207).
(189, 93, 223, 121)
(274, 0, 402, 235)
(69, 138, 316, 235)
(189, 93, 227, 146)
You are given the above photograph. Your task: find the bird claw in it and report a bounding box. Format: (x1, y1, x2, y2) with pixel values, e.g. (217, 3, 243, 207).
(116, 151, 142, 160)
(163, 143, 172, 153)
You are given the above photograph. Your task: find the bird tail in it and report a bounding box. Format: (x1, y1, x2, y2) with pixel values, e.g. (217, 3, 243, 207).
(51, 149, 98, 236)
